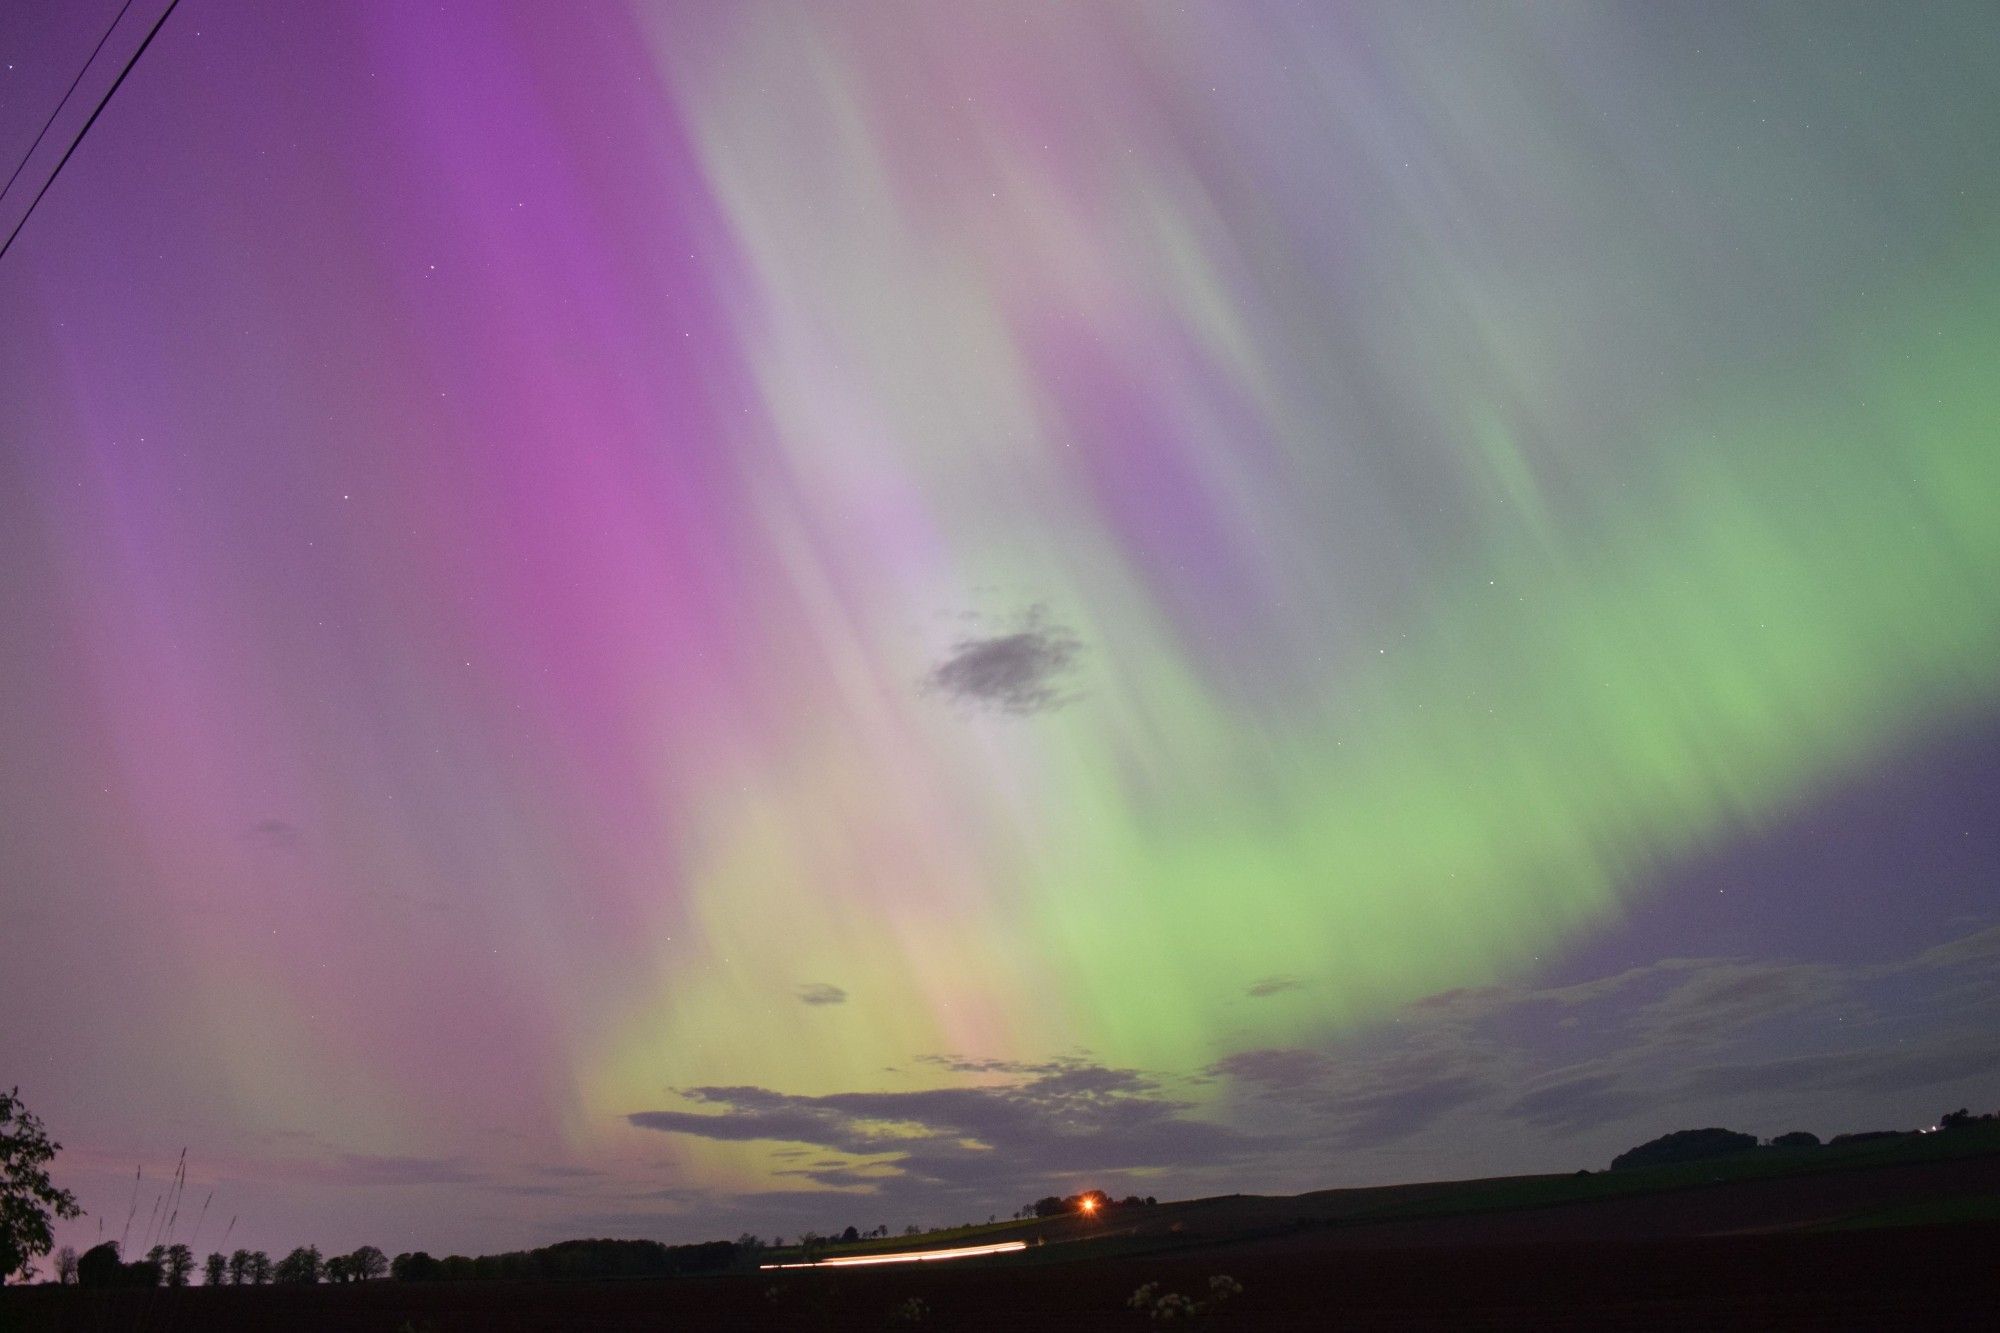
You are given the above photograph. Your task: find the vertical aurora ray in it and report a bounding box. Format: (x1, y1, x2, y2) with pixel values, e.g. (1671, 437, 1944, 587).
(583, 2, 2000, 1105)
(3, 0, 1999, 1234)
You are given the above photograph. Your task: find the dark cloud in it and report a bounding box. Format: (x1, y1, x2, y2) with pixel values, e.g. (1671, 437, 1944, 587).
(613, 924, 2000, 1230)
(924, 607, 1082, 715)
(630, 1087, 842, 1147)
(1207, 1047, 1332, 1094)
(796, 982, 848, 1006)
(1245, 976, 1304, 998)
(1196, 927, 2000, 1161)
(628, 1058, 1256, 1195)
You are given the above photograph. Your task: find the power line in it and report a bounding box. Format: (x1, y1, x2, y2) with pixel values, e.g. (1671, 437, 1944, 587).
(0, 0, 183, 267)
(0, 0, 140, 210)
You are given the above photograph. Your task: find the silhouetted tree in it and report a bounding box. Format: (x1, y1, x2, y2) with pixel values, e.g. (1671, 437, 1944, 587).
(840, 1225, 860, 1243)
(203, 1251, 226, 1285)
(1939, 1107, 1994, 1130)
(392, 1250, 442, 1281)
(274, 1245, 322, 1284)
(1026, 1190, 1111, 1218)
(77, 1242, 123, 1288)
(348, 1244, 388, 1280)
(77, 1240, 161, 1287)
(248, 1250, 273, 1284)
(55, 1245, 79, 1286)
(164, 1242, 195, 1286)
(1771, 1131, 1820, 1148)
(228, 1248, 251, 1284)
(0, 1087, 82, 1284)
(324, 1254, 352, 1283)
(1609, 1127, 1759, 1172)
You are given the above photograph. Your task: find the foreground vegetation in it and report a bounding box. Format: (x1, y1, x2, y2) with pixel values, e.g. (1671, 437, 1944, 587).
(9, 1079, 1999, 1297)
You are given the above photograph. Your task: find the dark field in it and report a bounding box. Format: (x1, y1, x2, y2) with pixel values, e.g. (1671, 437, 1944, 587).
(10, 1133, 1999, 1331)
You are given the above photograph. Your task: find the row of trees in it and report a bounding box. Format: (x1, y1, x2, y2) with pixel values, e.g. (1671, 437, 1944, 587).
(1609, 1107, 2000, 1172)
(7, 1088, 1152, 1288)
(388, 1237, 736, 1282)
(755, 1193, 1162, 1254)
(1026, 1190, 1156, 1218)
(52, 1209, 1144, 1288)
(54, 1240, 388, 1288)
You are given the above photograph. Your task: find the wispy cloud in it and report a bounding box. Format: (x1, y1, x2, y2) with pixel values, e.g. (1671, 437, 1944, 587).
(1506, 1071, 1652, 1134)
(1205, 921, 2000, 1153)
(1682, 1040, 2000, 1098)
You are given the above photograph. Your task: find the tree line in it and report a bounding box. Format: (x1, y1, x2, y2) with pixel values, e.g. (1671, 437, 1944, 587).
(389, 1237, 736, 1282)
(51, 1235, 740, 1287)
(56, 1240, 389, 1288)
(1025, 1189, 1157, 1218)
(1607, 1106, 1999, 1172)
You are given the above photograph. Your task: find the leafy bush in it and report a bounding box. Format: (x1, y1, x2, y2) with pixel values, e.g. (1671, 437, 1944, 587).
(1128, 1275, 1243, 1320)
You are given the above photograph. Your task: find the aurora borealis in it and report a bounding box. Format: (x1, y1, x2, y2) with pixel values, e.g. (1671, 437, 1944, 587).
(3, 0, 1999, 1257)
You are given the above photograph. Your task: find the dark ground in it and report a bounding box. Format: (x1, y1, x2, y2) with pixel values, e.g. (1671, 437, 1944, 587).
(7, 1225, 1997, 1332)
(8, 1135, 1998, 1331)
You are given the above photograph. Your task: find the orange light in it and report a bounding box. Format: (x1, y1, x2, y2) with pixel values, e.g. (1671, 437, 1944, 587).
(1080, 1197, 1098, 1214)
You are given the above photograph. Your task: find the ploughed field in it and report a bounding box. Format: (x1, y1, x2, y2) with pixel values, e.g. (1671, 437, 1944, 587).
(8, 1131, 1997, 1331)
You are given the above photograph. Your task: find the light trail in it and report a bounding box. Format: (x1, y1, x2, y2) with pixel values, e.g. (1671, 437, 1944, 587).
(760, 1240, 1028, 1269)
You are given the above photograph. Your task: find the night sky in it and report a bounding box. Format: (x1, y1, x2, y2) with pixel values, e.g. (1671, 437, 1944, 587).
(3, 1, 1997, 1260)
